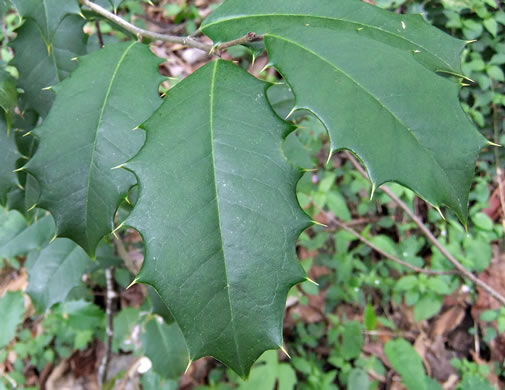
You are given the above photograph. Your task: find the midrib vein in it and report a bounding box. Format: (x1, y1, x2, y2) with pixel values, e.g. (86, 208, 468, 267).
(208, 61, 243, 370)
(83, 42, 137, 244)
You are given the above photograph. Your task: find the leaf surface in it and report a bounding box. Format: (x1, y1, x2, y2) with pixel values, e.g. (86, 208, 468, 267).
(141, 318, 189, 379)
(202, 0, 487, 222)
(25, 42, 162, 256)
(127, 60, 310, 376)
(11, 15, 87, 117)
(0, 291, 25, 348)
(0, 116, 20, 205)
(11, 0, 80, 43)
(0, 69, 17, 113)
(0, 213, 55, 258)
(26, 238, 92, 312)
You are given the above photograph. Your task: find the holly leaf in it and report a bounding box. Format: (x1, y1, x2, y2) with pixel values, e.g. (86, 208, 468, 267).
(0, 213, 55, 258)
(141, 318, 189, 379)
(0, 69, 18, 114)
(126, 60, 310, 377)
(0, 116, 20, 205)
(25, 42, 163, 256)
(202, 0, 487, 223)
(26, 238, 92, 312)
(0, 291, 25, 348)
(11, 0, 81, 43)
(11, 15, 87, 117)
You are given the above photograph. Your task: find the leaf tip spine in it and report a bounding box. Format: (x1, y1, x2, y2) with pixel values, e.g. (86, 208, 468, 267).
(49, 233, 57, 244)
(42, 86, 53, 91)
(435, 206, 446, 221)
(466, 39, 477, 44)
(184, 360, 192, 374)
(111, 163, 126, 170)
(111, 222, 125, 238)
(305, 277, 319, 287)
(279, 345, 291, 359)
(285, 106, 298, 121)
(370, 183, 376, 201)
(126, 278, 139, 290)
(12, 166, 25, 173)
(22, 131, 33, 138)
(488, 141, 502, 147)
(311, 220, 328, 228)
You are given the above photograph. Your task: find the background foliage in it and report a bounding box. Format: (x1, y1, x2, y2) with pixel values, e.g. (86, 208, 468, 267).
(0, 0, 504, 389)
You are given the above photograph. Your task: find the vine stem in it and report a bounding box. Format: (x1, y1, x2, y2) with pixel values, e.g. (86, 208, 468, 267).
(79, 0, 262, 54)
(310, 199, 456, 276)
(343, 151, 505, 306)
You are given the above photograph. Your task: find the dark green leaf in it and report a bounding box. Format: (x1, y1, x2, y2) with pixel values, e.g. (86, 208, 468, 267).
(25, 42, 162, 255)
(0, 116, 20, 205)
(148, 286, 174, 324)
(11, 0, 80, 42)
(141, 318, 189, 379)
(0, 213, 55, 258)
(11, 15, 87, 117)
(385, 339, 427, 390)
(127, 60, 310, 377)
(26, 238, 92, 312)
(0, 69, 17, 113)
(202, 0, 487, 223)
(0, 291, 25, 348)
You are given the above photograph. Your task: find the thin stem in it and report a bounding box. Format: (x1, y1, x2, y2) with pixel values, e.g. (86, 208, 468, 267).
(491, 84, 505, 233)
(98, 267, 115, 386)
(95, 20, 104, 48)
(343, 151, 505, 306)
(312, 200, 456, 276)
(79, 0, 262, 54)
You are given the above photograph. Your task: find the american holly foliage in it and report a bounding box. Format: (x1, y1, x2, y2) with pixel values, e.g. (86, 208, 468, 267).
(1, 0, 486, 377)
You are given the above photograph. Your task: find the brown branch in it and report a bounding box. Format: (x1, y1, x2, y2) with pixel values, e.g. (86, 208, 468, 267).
(98, 267, 115, 387)
(343, 150, 505, 306)
(79, 0, 263, 54)
(313, 202, 456, 276)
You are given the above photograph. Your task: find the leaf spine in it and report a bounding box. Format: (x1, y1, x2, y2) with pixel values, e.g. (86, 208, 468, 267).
(488, 141, 502, 147)
(111, 222, 125, 238)
(111, 163, 126, 170)
(126, 278, 138, 290)
(435, 206, 446, 220)
(184, 360, 192, 374)
(311, 220, 328, 228)
(370, 183, 376, 200)
(279, 345, 291, 359)
(305, 277, 319, 286)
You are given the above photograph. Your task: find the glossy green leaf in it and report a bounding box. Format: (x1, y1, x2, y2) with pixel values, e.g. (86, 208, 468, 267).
(0, 213, 55, 258)
(0, 291, 25, 348)
(25, 42, 162, 256)
(11, 0, 81, 43)
(0, 117, 20, 205)
(26, 238, 92, 312)
(11, 15, 87, 117)
(127, 60, 310, 377)
(0, 69, 17, 113)
(0, 208, 27, 248)
(141, 318, 189, 379)
(202, 0, 487, 223)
